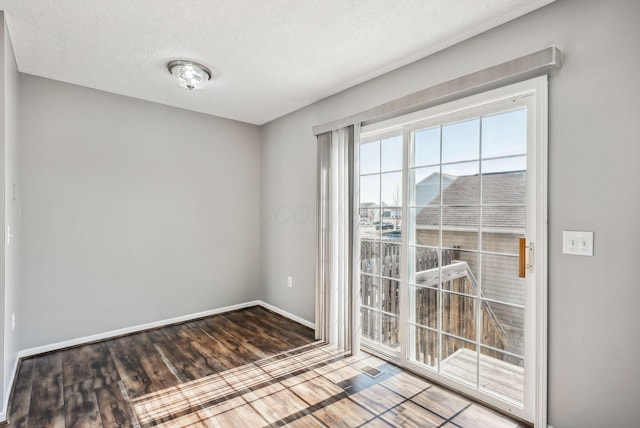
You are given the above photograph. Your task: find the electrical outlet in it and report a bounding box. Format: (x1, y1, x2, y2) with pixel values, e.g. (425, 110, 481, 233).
(287, 276, 293, 288)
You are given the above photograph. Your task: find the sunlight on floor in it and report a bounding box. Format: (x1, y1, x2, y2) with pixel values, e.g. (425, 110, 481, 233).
(131, 341, 350, 426)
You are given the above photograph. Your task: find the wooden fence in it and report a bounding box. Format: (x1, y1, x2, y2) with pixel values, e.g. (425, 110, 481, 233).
(360, 238, 508, 363)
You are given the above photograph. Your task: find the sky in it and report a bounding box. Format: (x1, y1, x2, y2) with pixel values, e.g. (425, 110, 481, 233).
(360, 107, 526, 206)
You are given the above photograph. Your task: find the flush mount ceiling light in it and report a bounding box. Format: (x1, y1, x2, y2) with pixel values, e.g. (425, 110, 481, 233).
(167, 60, 212, 90)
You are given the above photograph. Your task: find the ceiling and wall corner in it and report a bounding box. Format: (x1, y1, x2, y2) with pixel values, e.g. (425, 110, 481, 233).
(0, 0, 555, 125)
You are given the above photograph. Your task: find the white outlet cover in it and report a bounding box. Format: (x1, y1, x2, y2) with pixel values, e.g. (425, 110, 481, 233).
(563, 231, 594, 256)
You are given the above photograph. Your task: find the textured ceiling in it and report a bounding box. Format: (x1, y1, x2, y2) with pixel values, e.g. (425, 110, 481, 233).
(0, 0, 554, 125)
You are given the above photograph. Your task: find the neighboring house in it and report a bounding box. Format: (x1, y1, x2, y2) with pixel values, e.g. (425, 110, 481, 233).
(381, 203, 401, 220)
(359, 202, 378, 224)
(416, 170, 526, 357)
(415, 172, 456, 206)
(360, 202, 401, 224)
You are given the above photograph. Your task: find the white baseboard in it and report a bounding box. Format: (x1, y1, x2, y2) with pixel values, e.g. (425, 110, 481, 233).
(259, 301, 315, 329)
(18, 300, 315, 359)
(0, 356, 20, 423)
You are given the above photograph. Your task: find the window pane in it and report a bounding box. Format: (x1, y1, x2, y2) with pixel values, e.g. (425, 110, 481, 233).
(410, 285, 438, 329)
(361, 274, 379, 308)
(413, 127, 440, 167)
(482, 108, 526, 158)
(382, 135, 403, 172)
(360, 140, 380, 174)
(442, 118, 480, 163)
(411, 166, 442, 206)
(480, 254, 524, 306)
(440, 335, 478, 388)
(482, 156, 526, 175)
(442, 251, 478, 296)
(442, 161, 479, 180)
(360, 239, 380, 275)
(443, 230, 478, 252)
(361, 307, 379, 341)
(381, 314, 400, 349)
(479, 347, 524, 406)
(481, 165, 525, 206)
(380, 243, 401, 279)
(381, 171, 402, 207)
(442, 206, 479, 230)
(442, 292, 477, 342)
(382, 279, 400, 315)
(409, 324, 438, 368)
(441, 163, 479, 205)
(481, 300, 524, 357)
(411, 246, 439, 286)
(360, 204, 379, 228)
(482, 206, 525, 232)
(482, 231, 523, 255)
(360, 174, 380, 206)
(411, 207, 439, 247)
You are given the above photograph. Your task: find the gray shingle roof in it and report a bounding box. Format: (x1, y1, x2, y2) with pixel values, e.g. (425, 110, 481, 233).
(416, 171, 526, 230)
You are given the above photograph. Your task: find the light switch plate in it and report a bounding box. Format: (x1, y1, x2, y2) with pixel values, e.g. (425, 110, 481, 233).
(563, 231, 594, 256)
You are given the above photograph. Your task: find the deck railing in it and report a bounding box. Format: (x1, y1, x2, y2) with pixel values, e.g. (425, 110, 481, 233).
(360, 238, 508, 363)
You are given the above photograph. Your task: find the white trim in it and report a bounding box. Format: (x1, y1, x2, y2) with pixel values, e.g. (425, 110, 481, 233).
(258, 301, 316, 330)
(18, 300, 315, 359)
(534, 75, 549, 428)
(0, 356, 20, 423)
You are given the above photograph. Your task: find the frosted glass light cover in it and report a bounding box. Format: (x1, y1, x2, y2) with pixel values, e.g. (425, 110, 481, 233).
(168, 61, 211, 90)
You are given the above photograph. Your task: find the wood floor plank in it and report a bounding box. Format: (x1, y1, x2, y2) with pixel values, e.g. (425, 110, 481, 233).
(28, 353, 65, 428)
(147, 323, 223, 381)
(107, 338, 152, 400)
(8, 358, 36, 427)
(64, 378, 102, 427)
(145, 326, 192, 379)
(205, 312, 289, 358)
(108, 333, 177, 399)
(252, 306, 315, 346)
(61, 346, 92, 387)
(180, 320, 260, 371)
(223, 307, 313, 351)
(95, 381, 137, 428)
(312, 397, 375, 428)
(85, 342, 120, 389)
(178, 323, 237, 373)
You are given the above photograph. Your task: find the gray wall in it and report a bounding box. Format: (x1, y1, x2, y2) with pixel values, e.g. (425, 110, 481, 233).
(20, 75, 261, 349)
(0, 12, 20, 416)
(259, 1, 640, 426)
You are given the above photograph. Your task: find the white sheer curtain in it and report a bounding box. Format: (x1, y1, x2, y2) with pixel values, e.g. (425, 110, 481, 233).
(316, 126, 360, 353)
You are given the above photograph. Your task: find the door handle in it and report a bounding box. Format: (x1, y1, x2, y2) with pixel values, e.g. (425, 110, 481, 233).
(519, 238, 534, 278)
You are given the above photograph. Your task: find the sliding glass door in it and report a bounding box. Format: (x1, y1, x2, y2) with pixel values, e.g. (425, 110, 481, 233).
(357, 78, 546, 422)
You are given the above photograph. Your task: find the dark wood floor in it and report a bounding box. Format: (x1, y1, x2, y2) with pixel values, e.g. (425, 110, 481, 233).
(5, 306, 527, 427)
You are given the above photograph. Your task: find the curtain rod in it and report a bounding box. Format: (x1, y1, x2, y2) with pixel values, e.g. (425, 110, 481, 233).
(313, 46, 562, 136)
